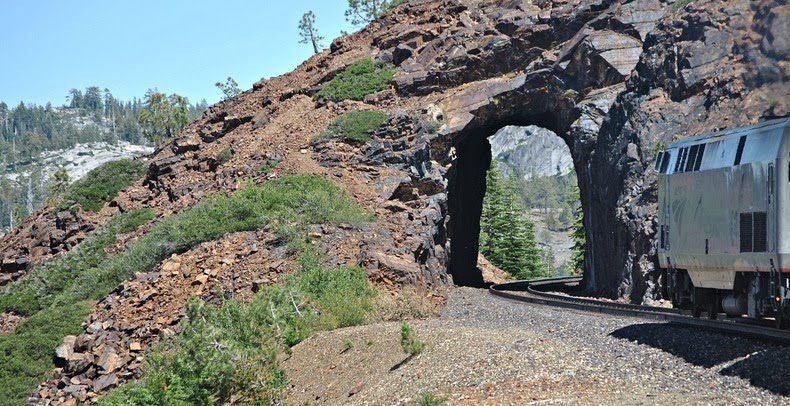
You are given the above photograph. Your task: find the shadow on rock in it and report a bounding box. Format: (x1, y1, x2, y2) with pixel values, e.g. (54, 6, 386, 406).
(609, 323, 790, 396)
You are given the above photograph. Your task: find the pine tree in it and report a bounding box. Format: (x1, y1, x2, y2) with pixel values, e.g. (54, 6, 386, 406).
(568, 184, 586, 275)
(480, 162, 551, 280)
(215, 77, 241, 100)
(49, 167, 70, 196)
(298, 11, 324, 54)
(345, 0, 405, 26)
(138, 90, 189, 146)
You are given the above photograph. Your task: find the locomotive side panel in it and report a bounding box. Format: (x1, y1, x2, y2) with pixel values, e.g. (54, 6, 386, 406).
(662, 164, 768, 289)
(776, 125, 790, 269)
(657, 124, 785, 289)
(656, 118, 790, 320)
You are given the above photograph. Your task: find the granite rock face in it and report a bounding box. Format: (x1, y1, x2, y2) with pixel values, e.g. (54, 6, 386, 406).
(488, 125, 573, 180)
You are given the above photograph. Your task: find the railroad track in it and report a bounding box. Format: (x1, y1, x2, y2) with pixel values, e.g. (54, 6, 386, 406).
(490, 276, 790, 345)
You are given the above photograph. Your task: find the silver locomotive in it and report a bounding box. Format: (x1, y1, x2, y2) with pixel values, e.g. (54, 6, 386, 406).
(656, 117, 790, 326)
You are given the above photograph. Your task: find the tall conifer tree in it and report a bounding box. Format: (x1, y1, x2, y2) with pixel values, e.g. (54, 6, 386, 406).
(298, 11, 324, 54)
(480, 162, 550, 280)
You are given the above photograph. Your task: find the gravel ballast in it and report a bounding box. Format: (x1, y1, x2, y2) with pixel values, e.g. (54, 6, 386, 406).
(283, 287, 790, 404)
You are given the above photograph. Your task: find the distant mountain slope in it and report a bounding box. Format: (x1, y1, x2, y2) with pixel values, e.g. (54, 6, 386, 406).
(0, 141, 153, 230)
(0, 87, 205, 233)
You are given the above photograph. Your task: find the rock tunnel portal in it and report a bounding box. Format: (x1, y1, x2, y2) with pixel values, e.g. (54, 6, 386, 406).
(445, 107, 585, 288)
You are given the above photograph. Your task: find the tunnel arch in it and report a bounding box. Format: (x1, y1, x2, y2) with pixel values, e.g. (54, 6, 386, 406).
(437, 73, 593, 287)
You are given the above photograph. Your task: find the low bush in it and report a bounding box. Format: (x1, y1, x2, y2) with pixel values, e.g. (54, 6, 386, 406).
(400, 321, 425, 355)
(295, 264, 377, 331)
(342, 338, 354, 351)
(215, 147, 233, 164)
(99, 297, 286, 405)
(0, 303, 91, 404)
(314, 110, 388, 143)
(314, 58, 395, 102)
(419, 392, 448, 406)
(58, 159, 148, 212)
(257, 156, 281, 176)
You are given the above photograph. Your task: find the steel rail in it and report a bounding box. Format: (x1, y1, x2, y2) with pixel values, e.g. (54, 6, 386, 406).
(490, 277, 790, 345)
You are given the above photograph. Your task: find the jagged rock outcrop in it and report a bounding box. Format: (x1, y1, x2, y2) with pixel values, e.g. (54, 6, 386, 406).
(3, 0, 788, 402)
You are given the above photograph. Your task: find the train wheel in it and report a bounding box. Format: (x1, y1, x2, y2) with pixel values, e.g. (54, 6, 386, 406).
(691, 304, 702, 318)
(706, 302, 718, 320)
(776, 315, 786, 330)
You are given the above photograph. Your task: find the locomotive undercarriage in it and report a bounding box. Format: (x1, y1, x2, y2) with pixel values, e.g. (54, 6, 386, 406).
(665, 268, 790, 328)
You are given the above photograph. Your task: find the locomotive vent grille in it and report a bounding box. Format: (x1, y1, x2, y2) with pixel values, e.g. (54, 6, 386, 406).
(753, 212, 767, 252)
(740, 213, 753, 252)
(669, 144, 707, 174)
(740, 211, 768, 253)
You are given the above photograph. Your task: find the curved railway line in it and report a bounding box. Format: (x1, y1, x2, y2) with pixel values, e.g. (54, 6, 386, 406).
(490, 276, 790, 345)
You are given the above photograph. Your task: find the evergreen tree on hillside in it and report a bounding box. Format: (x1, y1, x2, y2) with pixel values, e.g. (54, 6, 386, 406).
(83, 86, 103, 114)
(215, 77, 241, 100)
(138, 90, 189, 146)
(298, 11, 325, 54)
(345, 0, 406, 26)
(67, 88, 83, 108)
(568, 184, 586, 275)
(49, 167, 70, 196)
(480, 163, 551, 280)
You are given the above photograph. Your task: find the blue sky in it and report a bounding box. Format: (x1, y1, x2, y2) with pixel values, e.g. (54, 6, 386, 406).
(0, 0, 355, 107)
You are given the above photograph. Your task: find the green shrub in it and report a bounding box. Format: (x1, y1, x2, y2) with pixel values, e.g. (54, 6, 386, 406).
(420, 392, 448, 406)
(215, 147, 233, 164)
(296, 265, 377, 330)
(58, 159, 148, 212)
(257, 157, 281, 176)
(314, 58, 395, 102)
(99, 297, 285, 405)
(0, 303, 91, 404)
(400, 321, 425, 355)
(315, 110, 388, 143)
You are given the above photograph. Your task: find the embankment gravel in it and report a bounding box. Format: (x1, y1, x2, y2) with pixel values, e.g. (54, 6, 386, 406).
(283, 287, 790, 405)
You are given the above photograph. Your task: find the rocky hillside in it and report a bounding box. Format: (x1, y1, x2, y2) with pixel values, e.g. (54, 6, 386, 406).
(2, 0, 788, 307)
(0, 0, 788, 402)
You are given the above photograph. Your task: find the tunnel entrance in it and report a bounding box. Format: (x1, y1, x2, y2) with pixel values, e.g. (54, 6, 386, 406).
(484, 125, 579, 277)
(447, 122, 584, 287)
